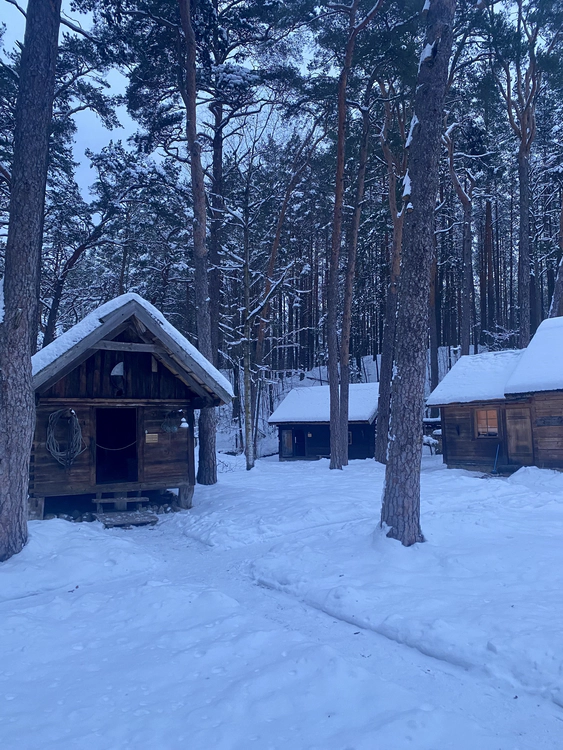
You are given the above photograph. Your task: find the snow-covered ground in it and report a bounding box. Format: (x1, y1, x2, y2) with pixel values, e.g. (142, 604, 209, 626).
(1, 455, 562, 749)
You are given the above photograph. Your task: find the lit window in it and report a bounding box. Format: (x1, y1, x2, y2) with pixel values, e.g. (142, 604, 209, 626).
(476, 409, 498, 437)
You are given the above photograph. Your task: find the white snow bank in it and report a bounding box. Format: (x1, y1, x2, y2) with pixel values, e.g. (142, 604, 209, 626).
(1, 508, 504, 750)
(505, 315, 563, 394)
(2, 456, 562, 747)
(0, 519, 156, 603)
(427, 349, 522, 405)
(269, 382, 379, 424)
(247, 460, 563, 706)
(32, 292, 233, 399)
(177, 454, 563, 706)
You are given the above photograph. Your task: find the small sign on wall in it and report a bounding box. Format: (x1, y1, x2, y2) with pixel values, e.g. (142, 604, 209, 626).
(145, 433, 159, 444)
(536, 416, 563, 426)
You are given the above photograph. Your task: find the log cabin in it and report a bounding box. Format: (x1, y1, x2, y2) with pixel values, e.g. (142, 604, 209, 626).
(268, 383, 379, 460)
(29, 294, 233, 520)
(427, 316, 563, 473)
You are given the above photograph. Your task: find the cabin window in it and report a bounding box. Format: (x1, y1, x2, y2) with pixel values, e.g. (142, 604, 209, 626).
(475, 408, 498, 437)
(110, 361, 125, 396)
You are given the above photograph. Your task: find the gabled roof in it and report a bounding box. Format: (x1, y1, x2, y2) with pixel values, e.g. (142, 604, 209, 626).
(504, 316, 563, 395)
(426, 350, 522, 406)
(268, 383, 380, 425)
(32, 293, 233, 405)
(427, 315, 563, 407)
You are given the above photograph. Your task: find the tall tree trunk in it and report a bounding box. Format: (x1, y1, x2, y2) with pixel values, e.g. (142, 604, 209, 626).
(485, 199, 495, 334)
(429, 252, 439, 418)
(461, 200, 474, 354)
(209, 103, 224, 366)
(340, 105, 370, 465)
(549, 199, 563, 318)
(328, 0, 384, 471)
(518, 147, 531, 347)
(43, 276, 64, 347)
(374, 77, 408, 465)
(444, 132, 475, 356)
(479, 225, 487, 345)
(242, 177, 255, 471)
(380, 0, 456, 547)
(0, 0, 61, 562)
(374, 215, 403, 463)
(178, 0, 217, 485)
(327, 50, 350, 471)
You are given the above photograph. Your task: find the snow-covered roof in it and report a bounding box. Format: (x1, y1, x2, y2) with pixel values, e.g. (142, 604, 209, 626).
(268, 383, 380, 424)
(32, 293, 233, 404)
(504, 316, 563, 395)
(426, 350, 522, 406)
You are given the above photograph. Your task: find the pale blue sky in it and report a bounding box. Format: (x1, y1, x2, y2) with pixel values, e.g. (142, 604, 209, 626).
(2, 0, 135, 197)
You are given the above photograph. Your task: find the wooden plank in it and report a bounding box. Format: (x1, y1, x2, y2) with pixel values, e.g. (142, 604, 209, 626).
(28, 496, 44, 520)
(33, 300, 139, 392)
(92, 341, 164, 353)
(154, 350, 210, 400)
(186, 409, 196, 486)
(94, 511, 158, 528)
(133, 305, 231, 405)
(506, 407, 534, 465)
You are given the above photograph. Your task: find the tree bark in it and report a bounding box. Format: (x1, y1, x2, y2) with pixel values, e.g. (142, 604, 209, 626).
(43, 276, 64, 347)
(445, 131, 474, 355)
(549, 199, 563, 318)
(178, 0, 217, 485)
(429, 252, 439, 418)
(374, 77, 407, 465)
(339, 104, 370, 466)
(375, 215, 403, 463)
(485, 199, 495, 336)
(209, 102, 224, 366)
(517, 148, 531, 347)
(380, 0, 456, 547)
(0, 0, 61, 562)
(242, 173, 255, 471)
(328, 0, 384, 471)
(327, 45, 351, 472)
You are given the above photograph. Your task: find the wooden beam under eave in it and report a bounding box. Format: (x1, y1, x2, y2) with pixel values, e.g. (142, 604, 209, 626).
(93, 341, 165, 353)
(155, 350, 212, 402)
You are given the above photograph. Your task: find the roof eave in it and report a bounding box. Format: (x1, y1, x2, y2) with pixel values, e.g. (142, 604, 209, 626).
(33, 299, 232, 404)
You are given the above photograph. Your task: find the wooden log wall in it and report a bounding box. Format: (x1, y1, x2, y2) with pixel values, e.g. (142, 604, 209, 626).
(31, 401, 195, 498)
(441, 391, 563, 471)
(40, 350, 194, 401)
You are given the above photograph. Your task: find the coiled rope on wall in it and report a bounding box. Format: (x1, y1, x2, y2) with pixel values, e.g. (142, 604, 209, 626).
(46, 409, 87, 468)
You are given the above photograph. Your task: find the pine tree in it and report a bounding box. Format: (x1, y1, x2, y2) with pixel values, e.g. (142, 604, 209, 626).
(380, 0, 456, 547)
(0, 0, 62, 561)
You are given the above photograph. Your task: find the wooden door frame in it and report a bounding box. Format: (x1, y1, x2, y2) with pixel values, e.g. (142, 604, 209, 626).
(505, 405, 534, 466)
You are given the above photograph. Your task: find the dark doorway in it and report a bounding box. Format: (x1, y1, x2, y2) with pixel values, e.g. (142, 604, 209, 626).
(96, 408, 138, 484)
(293, 428, 306, 457)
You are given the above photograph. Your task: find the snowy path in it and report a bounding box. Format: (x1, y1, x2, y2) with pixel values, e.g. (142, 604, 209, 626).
(1, 455, 562, 749)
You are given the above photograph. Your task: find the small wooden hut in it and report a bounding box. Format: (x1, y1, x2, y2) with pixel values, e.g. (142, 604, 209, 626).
(268, 383, 379, 461)
(29, 294, 232, 519)
(427, 316, 563, 472)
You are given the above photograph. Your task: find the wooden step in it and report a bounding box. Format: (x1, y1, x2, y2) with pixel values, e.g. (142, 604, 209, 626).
(94, 511, 158, 529)
(92, 496, 150, 512)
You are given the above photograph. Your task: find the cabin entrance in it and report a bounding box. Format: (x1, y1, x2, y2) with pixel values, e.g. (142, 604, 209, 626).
(293, 428, 306, 457)
(506, 407, 534, 466)
(280, 427, 306, 458)
(96, 407, 138, 484)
